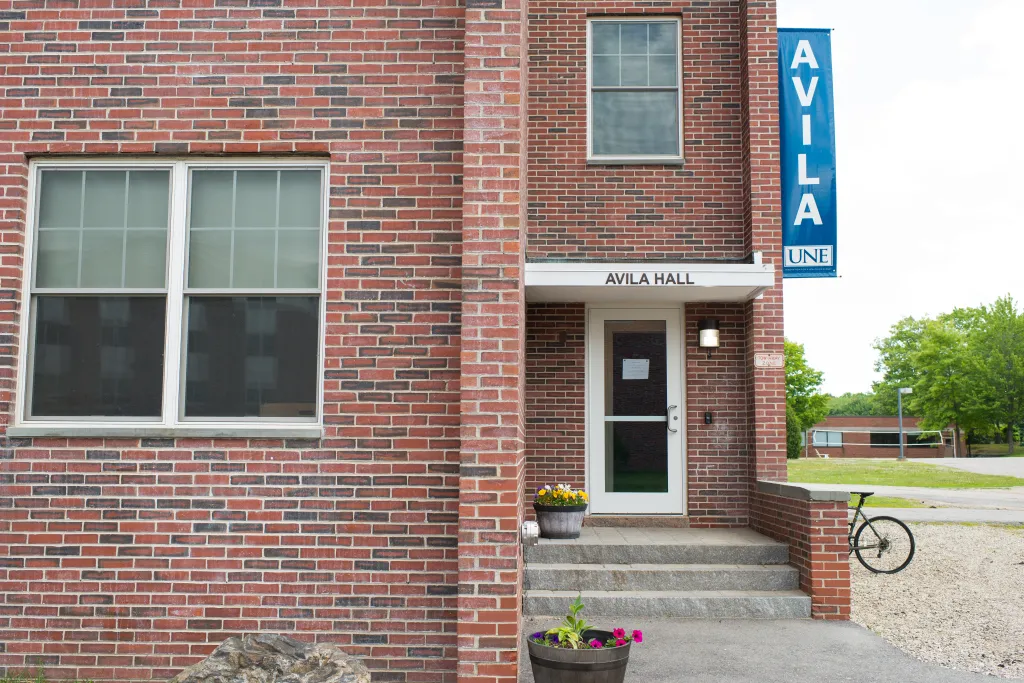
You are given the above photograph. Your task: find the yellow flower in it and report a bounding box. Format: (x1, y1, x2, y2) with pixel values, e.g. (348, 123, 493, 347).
(537, 489, 545, 496)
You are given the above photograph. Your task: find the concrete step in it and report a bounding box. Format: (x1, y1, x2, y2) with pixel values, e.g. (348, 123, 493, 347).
(524, 589, 812, 619)
(526, 540, 789, 566)
(524, 563, 799, 592)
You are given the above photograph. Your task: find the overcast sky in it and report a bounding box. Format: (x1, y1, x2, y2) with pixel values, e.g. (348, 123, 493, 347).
(777, 0, 1024, 395)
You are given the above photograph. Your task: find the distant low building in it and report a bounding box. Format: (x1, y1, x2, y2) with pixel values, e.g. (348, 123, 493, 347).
(807, 416, 962, 458)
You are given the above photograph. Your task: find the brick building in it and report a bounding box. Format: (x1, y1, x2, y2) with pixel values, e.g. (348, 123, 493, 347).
(808, 416, 960, 459)
(0, 1, 851, 682)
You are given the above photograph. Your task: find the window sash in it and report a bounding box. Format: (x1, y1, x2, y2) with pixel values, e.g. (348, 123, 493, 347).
(19, 159, 328, 429)
(587, 17, 683, 161)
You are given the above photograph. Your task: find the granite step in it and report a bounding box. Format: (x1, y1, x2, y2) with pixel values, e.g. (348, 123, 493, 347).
(524, 563, 799, 592)
(524, 589, 812, 619)
(525, 539, 789, 566)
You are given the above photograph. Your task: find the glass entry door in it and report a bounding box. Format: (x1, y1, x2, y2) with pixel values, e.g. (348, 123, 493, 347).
(588, 308, 684, 514)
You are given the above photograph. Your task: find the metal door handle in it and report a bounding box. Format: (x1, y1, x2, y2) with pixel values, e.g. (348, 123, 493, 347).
(667, 405, 678, 433)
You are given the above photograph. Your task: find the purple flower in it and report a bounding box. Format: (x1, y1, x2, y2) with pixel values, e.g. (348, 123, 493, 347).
(531, 632, 544, 640)
(615, 638, 627, 647)
(551, 634, 559, 643)
(632, 630, 643, 644)
(588, 639, 603, 649)
(612, 627, 626, 639)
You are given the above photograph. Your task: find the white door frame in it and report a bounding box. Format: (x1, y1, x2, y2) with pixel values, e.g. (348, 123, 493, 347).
(586, 305, 687, 515)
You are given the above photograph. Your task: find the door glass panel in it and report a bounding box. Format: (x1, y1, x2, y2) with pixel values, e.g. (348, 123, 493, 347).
(605, 422, 669, 493)
(603, 320, 669, 493)
(604, 320, 667, 416)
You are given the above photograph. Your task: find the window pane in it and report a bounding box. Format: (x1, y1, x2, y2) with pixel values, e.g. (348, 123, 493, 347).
(38, 171, 83, 229)
(125, 230, 167, 288)
(650, 55, 678, 87)
(234, 170, 277, 229)
(278, 229, 320, 288)
(30, 296, 165, 417)
(620, 23, 648, 54)
(593, 90, 679, 156)
(185, 296, 318, 418)
(233, 230, 276, 288)
(127, 171, 170, 229)
(83, 171, 126, 229)
(80, 230, 124, 288)
(279, 170, 321, 228)
(593, 55, 620, 87)
(36, 230, 79, 288)
(190, 170, 234, 229)
(592, 23, 619, 55)
(620, 56, 649, 87)
(188, 169, 322, 289)
(648, 22, 677, 55)
(188, 230, 232, 288)
(35, 169, 169, 290)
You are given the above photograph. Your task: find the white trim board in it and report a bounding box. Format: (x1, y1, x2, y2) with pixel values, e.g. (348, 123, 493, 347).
(526, 261, 774, 303)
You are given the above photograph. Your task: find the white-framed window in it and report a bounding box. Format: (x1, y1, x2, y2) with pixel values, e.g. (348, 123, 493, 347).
(587, 17, 683, 163)
(812, 430, 843, 447)
(16, 158, 328, 436)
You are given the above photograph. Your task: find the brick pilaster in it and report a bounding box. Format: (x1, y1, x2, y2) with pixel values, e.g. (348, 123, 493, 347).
(457, 0, 529, 679)
(740, 0, 786, 482)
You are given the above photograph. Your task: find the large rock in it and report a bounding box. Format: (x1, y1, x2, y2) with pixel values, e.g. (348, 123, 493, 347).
(169, 633, 370, 683)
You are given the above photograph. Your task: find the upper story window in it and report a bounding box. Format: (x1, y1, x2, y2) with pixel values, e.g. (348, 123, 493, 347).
(588, 17, 682, 163)
(20, 160, 326, 434)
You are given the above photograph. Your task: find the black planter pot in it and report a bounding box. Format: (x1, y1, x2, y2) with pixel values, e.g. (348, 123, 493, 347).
(527, 630, 631, 683)
(533, 503, 587, 539)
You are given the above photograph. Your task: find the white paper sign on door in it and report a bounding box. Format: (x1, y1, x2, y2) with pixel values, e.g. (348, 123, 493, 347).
(622, 358, 650, 380)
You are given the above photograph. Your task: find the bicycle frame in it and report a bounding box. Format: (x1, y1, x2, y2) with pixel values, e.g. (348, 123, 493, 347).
(848, 493, 887, 554)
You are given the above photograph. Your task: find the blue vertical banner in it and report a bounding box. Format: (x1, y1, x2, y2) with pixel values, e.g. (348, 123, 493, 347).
(779, 29, 837, 278)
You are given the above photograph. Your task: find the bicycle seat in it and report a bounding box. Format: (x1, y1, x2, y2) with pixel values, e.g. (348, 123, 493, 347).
(852, 491, 873, 500)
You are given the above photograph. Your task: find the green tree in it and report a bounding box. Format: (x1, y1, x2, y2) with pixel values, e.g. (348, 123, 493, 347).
(827, 392, 878, 416)
(911, 318, 986, 456)
(872, 316, 928, 415)
(971, 296, 1024, 453)
(784, 339, 829, 458)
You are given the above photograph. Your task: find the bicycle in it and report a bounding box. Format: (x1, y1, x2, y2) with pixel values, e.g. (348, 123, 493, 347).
(848, 492, 916, 573)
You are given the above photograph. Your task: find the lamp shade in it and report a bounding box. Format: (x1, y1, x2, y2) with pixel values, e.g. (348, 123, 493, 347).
(698, 319, 720, 349)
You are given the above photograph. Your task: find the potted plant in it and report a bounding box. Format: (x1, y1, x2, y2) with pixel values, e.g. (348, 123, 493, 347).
(534, 484, 588, 539)
(527, 594, 643, 683)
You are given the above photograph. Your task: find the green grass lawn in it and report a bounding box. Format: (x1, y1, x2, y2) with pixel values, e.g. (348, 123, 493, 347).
(789, 458, 1024, 489)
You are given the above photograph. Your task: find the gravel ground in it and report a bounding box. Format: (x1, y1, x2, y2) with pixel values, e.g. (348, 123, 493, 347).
(852, 522, 1024, 678)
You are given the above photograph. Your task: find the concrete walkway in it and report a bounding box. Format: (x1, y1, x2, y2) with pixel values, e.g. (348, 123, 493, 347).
(916, 456, 1024, 477)
(868, 507, 1024, 523)
(519, 618, 992, 682)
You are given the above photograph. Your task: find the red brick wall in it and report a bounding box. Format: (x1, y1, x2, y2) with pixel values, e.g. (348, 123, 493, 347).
(739, 0, 786, 482)
(0, 4, 464, 682)
(751, 489, 851, 620)
(524, 304, 587, 512)
(456, 0, 529, 680)
(526, 0, 746, 260)
(685, 304, 749, 527)
(809, 416, 951, 458)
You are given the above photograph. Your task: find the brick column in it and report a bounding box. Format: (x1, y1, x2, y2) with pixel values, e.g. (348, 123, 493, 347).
(740, 0, 786, 482)
(458, 0, 529, 679)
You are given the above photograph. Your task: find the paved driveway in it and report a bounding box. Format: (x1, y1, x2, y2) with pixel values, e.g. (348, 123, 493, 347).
(917, 456, 1024, 477)
(519, 618, 992, 682)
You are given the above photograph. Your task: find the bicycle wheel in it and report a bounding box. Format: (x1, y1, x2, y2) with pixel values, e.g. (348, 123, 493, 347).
(854, 515, 915, 574)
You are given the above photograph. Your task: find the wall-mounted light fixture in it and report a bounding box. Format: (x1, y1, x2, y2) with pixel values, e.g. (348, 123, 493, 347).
(698, 319, 720, 359)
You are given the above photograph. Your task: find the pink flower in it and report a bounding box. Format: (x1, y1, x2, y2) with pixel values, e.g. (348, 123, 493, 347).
(632, 630, 643, 644)
(612, 627, 626, 639)
(615, 638, 627, 647)
(589, 639, 603, 649)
